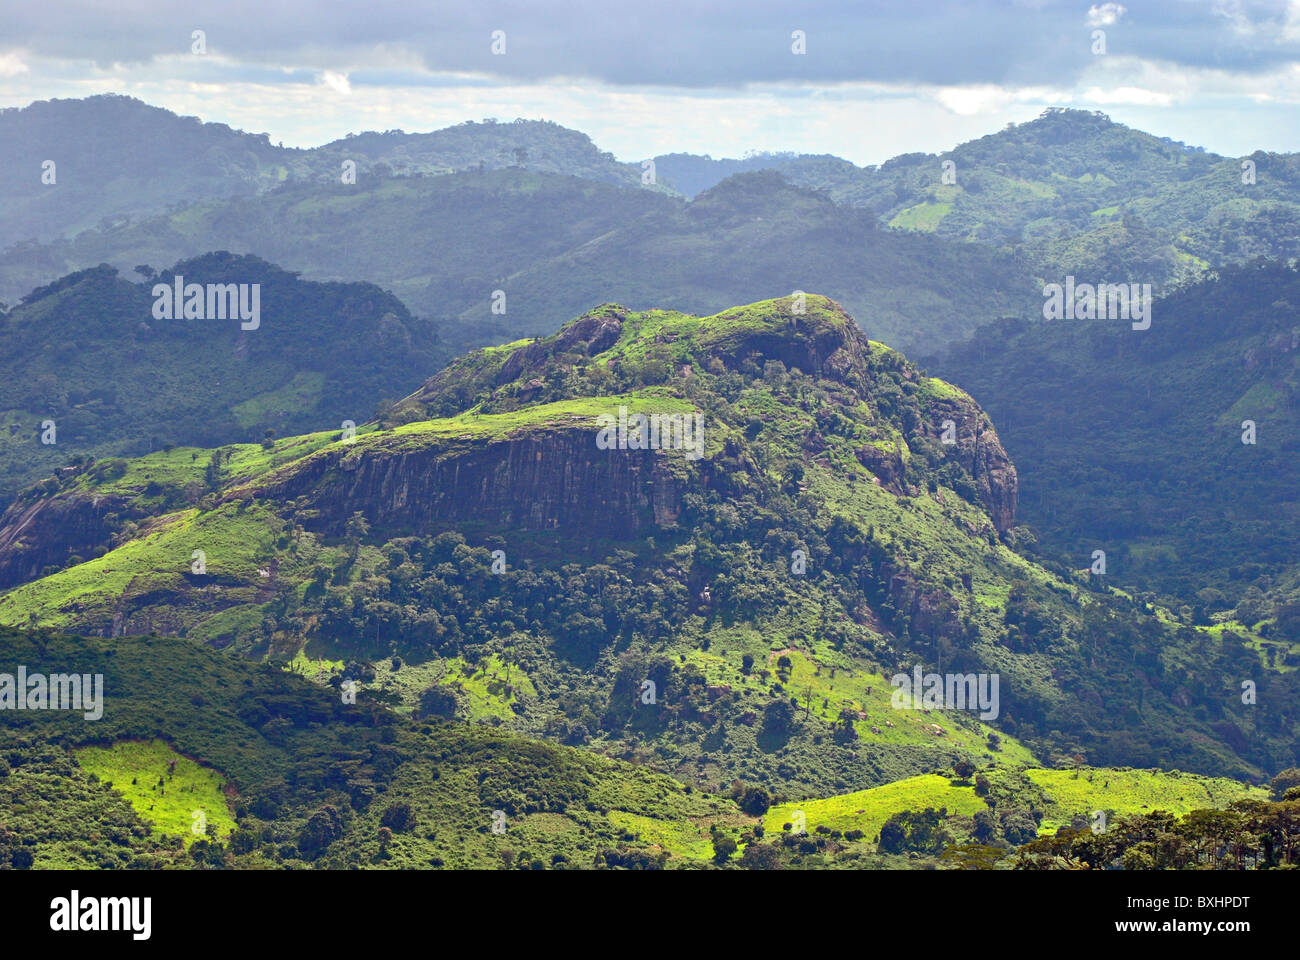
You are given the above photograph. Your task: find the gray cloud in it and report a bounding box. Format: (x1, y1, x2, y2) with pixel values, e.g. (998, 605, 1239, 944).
(3, 0, 1299, 88)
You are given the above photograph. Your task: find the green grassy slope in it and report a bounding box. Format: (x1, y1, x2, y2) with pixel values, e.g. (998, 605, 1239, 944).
(0, 628, 741, 869)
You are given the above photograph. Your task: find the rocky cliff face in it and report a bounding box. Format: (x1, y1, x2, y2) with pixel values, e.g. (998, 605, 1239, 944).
(0, 492, 126, 589)
(968, 419, 1019, 535)
(0, 294, 1021, 599)
(253, 427, 701, 539)
(915, 393, 1019, 534)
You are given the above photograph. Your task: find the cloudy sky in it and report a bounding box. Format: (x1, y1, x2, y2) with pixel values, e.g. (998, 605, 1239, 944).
(2, 1, 1300, 162)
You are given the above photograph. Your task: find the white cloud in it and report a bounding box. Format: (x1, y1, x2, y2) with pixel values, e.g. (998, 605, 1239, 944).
(1285, 0, 1300, 41)
(1087, 3, 1128, 28)
(319, 70, 351, 95)
(1078, 84, 1173, 106)
(934, 84, 1070, 115)
(3, 42, 1300, 163)
(1212, 0, 1255, 37)
(0, 52, 27, 77)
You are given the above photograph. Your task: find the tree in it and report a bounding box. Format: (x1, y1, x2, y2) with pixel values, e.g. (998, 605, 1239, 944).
(761, 698, 795, 738)
(1270, 767, 1300, 800)
(1001, 808, 1040, 846)
(380, 801, 413, 832)
(878, 817, 907, 854)
(712, 833, 738, 864)
(939, 842, 1004, 870)
(298, 805, 344, 857)
(953, 759, 977, 782)
(738, 785, 771, 816)
(878, 808, 948, 855)
(739, 841, 781, 869)
(418, 684, 458, 720)
(345, 511, 370, 561)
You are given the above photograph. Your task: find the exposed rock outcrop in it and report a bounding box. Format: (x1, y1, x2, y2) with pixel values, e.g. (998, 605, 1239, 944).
(917, 396, 1019, 533)
(0, 492, 127, 589)
(253, 426, 698, 538)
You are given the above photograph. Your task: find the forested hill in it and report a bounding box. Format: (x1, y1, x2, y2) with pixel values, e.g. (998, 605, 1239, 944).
(935, 259, 1300, 666)
(0, 252, 443, 504)
(0, 94, 653, 250)
(3, 294, 1293, 798)
(721, 109, 1300, 292)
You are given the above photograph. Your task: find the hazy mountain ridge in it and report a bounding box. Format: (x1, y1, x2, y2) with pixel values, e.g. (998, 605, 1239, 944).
(0, 169, 1041, 358)
(8, 99, 1299, 354)
(0, 95, 664, 253)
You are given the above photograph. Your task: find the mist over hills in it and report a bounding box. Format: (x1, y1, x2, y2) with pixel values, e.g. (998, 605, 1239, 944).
(5, 96, 1299, 359)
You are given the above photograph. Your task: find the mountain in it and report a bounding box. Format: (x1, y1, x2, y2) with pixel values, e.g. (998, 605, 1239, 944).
(0, 252, 444, 506)
(8, 98, 1299, 325)
(0, 95, 661, 252)
(311, 118, 652, 187)
(650, 151, 848, 198)
(0, 96, 290, 249)
(0, 170, 680, 351)
(773, 109, 1300, 291)
(933, 260, 1300, 668)
(0, 170, 1040, 358)
(3, 295, 1292, 804)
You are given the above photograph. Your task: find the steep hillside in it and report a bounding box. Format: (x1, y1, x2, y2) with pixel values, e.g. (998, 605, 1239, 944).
(3, 295, 1292, 801)
(0, 252, 443, 505)
(935, 260, 1300, 664)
